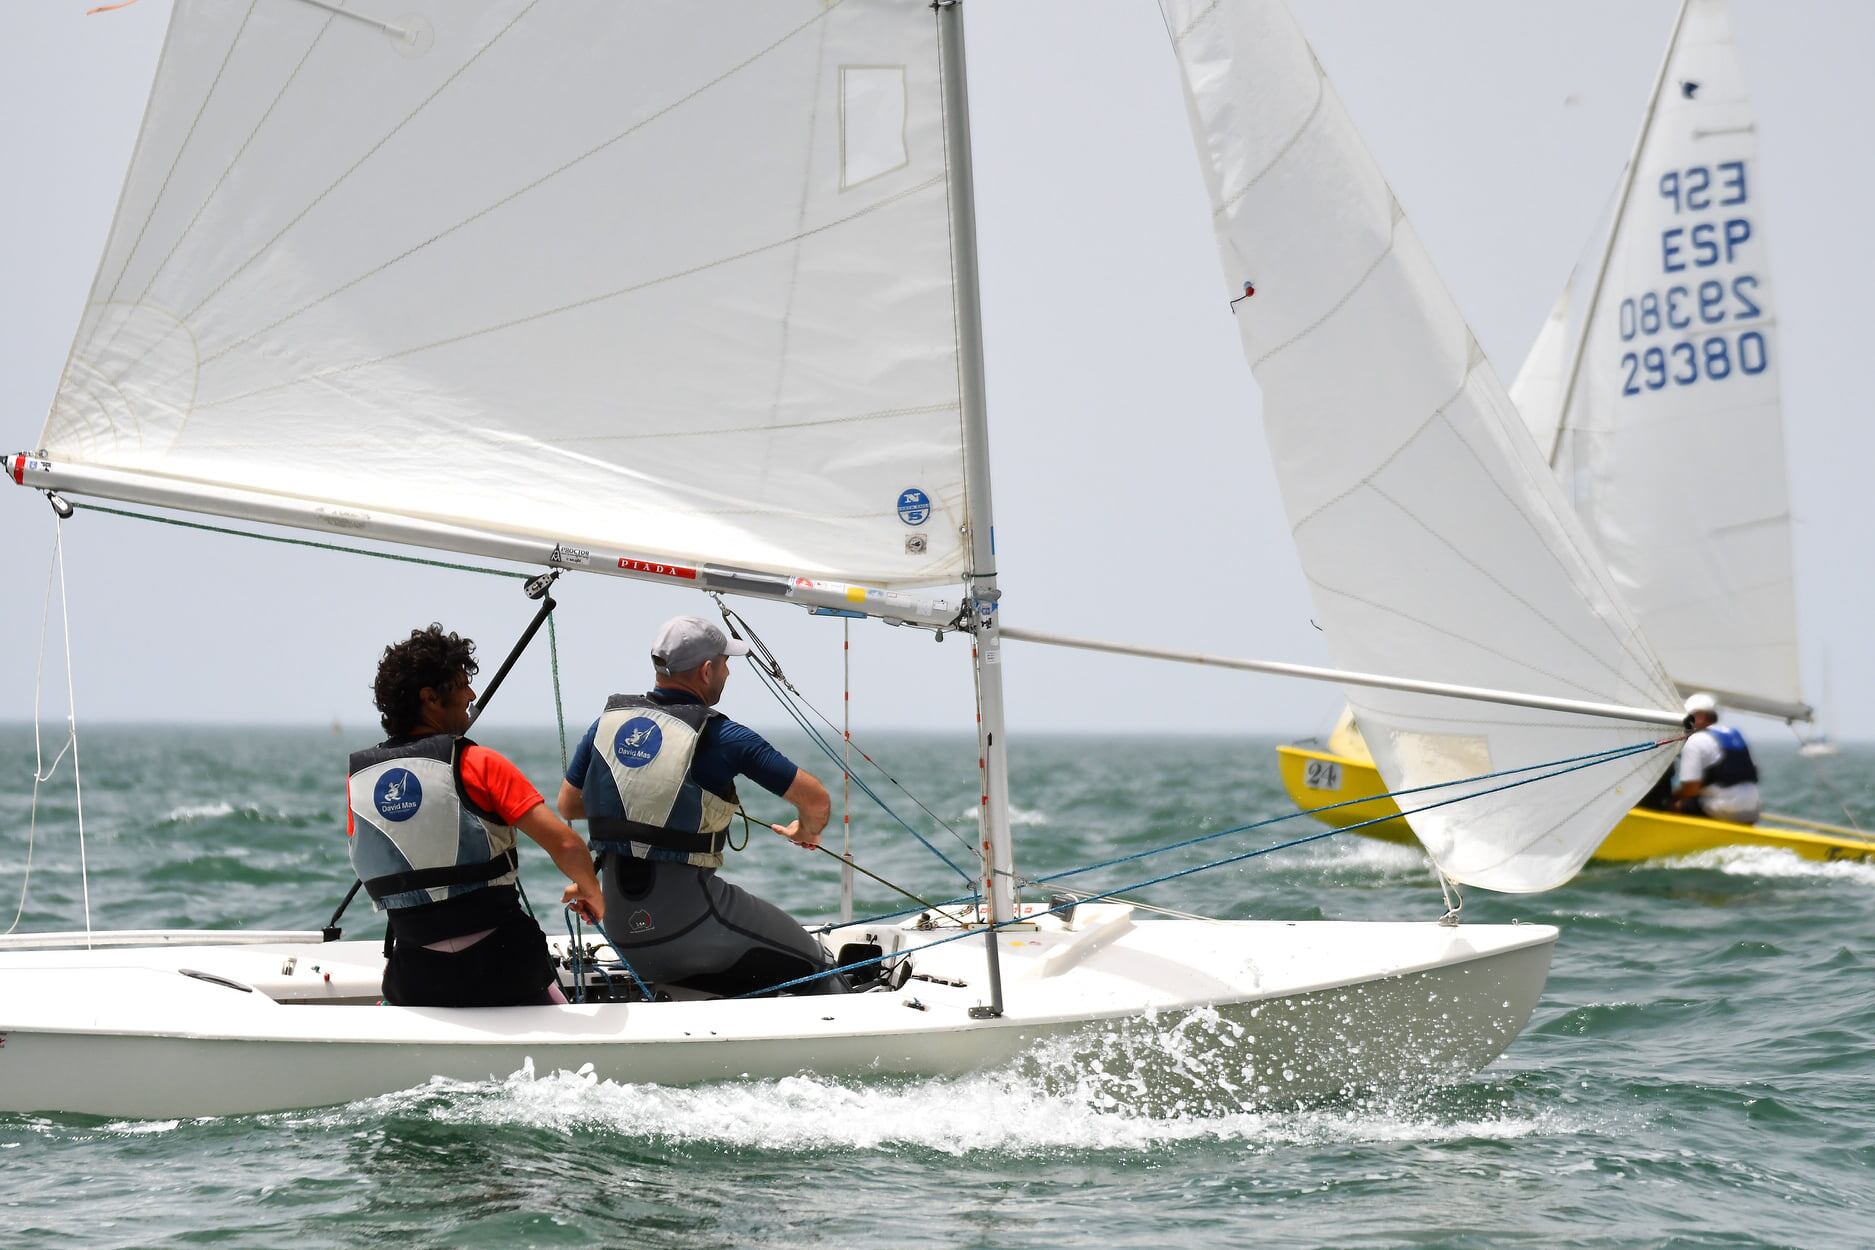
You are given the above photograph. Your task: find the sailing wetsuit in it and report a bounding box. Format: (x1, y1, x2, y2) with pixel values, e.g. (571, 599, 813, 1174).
(347, 734, 559, 1006)
(567, 689, 843, 996)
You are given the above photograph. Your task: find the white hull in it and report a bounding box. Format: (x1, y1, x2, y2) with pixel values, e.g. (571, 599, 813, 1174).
(0, 909, 1556, 1118)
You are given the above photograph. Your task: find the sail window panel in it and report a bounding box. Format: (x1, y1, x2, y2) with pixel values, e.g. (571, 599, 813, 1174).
(840, 66, 909, 189)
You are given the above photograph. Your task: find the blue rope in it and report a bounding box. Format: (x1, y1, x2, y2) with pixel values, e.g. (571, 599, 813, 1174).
(746, 661, 976, 883)
(562, 907, 587, 1004)
(813, 734, 1674, 933)
(564, 906, 656, 1003)
(754, 736, 1670, 996)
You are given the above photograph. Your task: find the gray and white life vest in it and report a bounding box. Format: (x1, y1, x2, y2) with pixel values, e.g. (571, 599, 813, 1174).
(1696, 725, 1759, 789)
(347, 734, 519, 911)
(582, 694, 739, 864)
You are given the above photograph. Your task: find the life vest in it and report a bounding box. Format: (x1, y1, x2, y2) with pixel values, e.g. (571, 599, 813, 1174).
(582, 694, 739, 863)
(347, 734, 519, 911)
(1696, 725, 1759, 788)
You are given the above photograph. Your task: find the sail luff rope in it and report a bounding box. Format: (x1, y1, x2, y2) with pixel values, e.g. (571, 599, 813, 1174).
(748, 736, 1671, 997)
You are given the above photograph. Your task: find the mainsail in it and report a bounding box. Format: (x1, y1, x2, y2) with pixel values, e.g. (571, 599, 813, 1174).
(1162, 0, 1680, 892)
(36, 0, 969, 589)
(1514, 0, 1804, 719)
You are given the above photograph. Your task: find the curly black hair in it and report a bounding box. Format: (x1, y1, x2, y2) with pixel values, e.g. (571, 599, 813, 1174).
(373, 624, 479, 736)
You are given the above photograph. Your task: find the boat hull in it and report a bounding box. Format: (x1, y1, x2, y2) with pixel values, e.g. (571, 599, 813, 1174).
(0, 913, 1553, 1118)
(1277, 743, 1875, 863)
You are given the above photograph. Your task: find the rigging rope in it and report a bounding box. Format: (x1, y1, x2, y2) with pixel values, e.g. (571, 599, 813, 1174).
(743, 655, 976, 884)
(712, 596, 977, 856)
(64, 502, 577, 937)
(814, 735, 1677, 935)
(25, 518, 96, 946)
(749, 735, 1673, 997)
(7, 530, 74, 935)
(75, 503, 533, 580)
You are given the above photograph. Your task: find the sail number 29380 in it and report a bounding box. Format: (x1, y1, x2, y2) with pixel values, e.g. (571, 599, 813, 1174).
(1616, 159, 1768, 397)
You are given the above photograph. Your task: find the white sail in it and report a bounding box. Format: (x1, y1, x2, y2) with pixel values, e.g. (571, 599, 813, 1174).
(1508, 285, 1575, 460)
(1537, 0, 1803, 715)
(1162, 0, 1680, 892)
(37, 0, 968, 588)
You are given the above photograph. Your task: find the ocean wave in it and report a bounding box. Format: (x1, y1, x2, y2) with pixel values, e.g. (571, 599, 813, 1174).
(957, 803, 1048, 827)
(159, 802, 288, 825)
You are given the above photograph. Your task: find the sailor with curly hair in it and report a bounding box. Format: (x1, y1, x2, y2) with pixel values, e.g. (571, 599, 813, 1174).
(347, 624, 604, 1006)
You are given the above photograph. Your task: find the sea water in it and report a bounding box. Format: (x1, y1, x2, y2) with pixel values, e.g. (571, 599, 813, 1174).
(1, 727, 1871, 1249)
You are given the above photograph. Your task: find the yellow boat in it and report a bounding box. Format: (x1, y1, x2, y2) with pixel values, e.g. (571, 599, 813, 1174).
(1276, 714, 1875, 866)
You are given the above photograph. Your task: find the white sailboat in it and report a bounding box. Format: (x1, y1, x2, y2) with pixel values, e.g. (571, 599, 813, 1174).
(0, 0, 1681, 1119)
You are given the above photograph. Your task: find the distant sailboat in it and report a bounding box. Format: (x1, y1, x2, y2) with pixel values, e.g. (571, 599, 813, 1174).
(1797, 651, 1840, 758)
(1279, 0, 1873, 863)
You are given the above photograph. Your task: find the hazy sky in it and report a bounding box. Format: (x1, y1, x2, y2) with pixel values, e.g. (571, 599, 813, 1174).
(1, 1, 1868, 744)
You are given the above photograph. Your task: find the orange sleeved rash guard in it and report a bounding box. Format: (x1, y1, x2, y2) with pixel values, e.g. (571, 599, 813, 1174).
(458, 744, 545, 825)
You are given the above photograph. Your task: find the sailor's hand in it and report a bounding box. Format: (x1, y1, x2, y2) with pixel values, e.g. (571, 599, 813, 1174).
(563, 882, 603, 925)
(772, 819, 820, 850)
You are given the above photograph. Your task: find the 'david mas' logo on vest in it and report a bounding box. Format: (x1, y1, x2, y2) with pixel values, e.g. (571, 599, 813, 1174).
(374, 768, 424, 822)
(614, 717, 664, 769)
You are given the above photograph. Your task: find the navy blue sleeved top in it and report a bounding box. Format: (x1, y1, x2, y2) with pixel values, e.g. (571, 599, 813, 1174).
(564, 688, 800, 800)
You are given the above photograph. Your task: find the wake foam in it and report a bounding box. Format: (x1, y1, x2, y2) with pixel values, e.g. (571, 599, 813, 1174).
(282, 1018, 1581, 1156)
(1652, 845, 1875, 886)
(1275, 834, 1430, 880)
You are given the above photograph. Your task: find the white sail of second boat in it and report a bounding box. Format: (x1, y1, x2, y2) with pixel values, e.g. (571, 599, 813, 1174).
(1514, 0, 1805, 721)
(1161, 0, 1680, 893)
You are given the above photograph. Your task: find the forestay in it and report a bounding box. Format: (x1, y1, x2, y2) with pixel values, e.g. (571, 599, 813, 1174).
(1515, 0, 1803, 715)
(39, 0, 967, 588)
(1160, 0, 1680, 892)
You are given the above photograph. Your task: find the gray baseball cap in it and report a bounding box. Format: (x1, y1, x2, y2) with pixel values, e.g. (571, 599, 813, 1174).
(651, 615, 750, 675)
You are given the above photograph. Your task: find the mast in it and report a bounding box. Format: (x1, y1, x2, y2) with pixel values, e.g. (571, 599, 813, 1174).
(935, 1, 1016, 938)
(1545, 0, 1693, 466)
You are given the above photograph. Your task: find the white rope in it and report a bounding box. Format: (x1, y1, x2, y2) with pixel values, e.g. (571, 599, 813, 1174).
(839, 617, 854, 924)
(10, 522, 90, 940)
(54, 519, 92, 946)
(6, 532, 68, 934)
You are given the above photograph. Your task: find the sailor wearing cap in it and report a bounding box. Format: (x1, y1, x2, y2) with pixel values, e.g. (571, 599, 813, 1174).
(1672, 692, 1762, 825)
(555, 615, 844, 995)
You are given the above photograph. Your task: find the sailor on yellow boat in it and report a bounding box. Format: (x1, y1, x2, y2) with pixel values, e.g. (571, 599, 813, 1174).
(1673, 693, 1762, 826)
